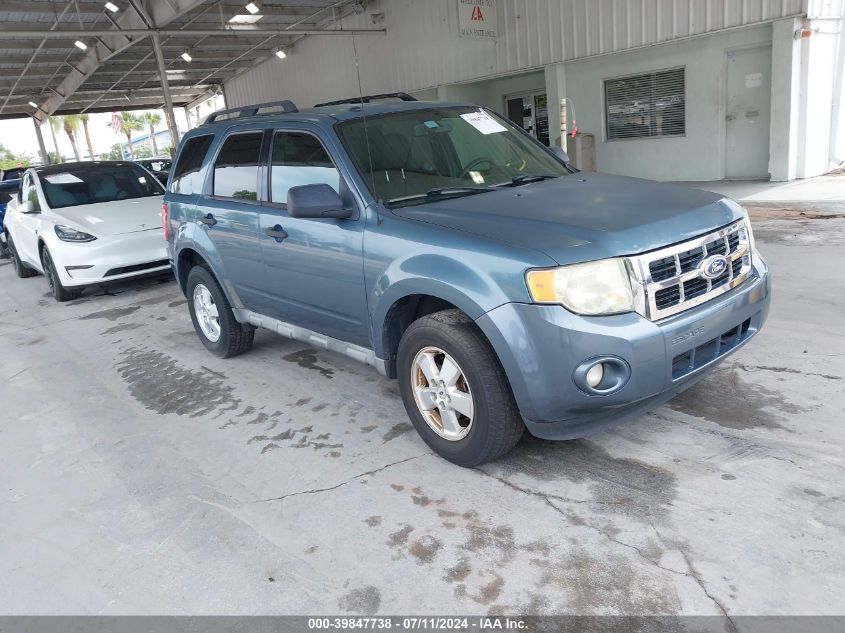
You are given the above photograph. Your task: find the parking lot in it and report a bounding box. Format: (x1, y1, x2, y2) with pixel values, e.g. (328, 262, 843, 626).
(1, 205, 843, 616)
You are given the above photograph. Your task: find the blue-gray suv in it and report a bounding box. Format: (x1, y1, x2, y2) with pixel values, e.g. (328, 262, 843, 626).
(163, 94, 771, 467)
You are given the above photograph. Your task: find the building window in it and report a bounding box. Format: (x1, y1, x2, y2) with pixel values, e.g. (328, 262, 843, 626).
(605, 67, 685, 140)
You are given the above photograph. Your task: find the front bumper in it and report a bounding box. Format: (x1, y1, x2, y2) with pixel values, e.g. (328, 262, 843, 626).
(476, 255, 771, 439)
(52, 229, 170, 288)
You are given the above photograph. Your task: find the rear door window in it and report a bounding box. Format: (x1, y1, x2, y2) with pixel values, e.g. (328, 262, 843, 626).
(170, 135, 213, 195)
(270, 132, 340, 204)
(212, 132, 263, 201)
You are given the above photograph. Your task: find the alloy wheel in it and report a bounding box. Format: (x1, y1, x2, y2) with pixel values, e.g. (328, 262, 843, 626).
(193, 283, 221, 342)
(411, 346, 474, 441)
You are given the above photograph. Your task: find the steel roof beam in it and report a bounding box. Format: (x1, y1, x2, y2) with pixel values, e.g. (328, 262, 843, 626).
(0, 27, 385, 36)
(26, 0, 208, 121)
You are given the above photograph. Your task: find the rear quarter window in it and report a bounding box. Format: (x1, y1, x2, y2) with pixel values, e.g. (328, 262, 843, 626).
(170, 135, 213, 195)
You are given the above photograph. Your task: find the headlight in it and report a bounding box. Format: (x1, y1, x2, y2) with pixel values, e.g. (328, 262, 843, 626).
(741, 207, 756, 252)
(526, 258, 634, 315)
(55, 225, 96, 242)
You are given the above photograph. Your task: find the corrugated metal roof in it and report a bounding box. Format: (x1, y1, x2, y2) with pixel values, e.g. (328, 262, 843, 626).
(0, 0, 375, 119)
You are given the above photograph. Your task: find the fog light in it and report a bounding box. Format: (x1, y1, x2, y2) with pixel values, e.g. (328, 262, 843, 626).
(573, 356, 631, 396)
(585, 363, 604, 388)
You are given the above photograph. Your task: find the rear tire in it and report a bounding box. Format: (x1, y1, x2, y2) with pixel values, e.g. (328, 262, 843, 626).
(186, 265, 254, 358)
(7, 233, 37, 278)
(397, 309, 524, 467)
(41, 247, 81, 302)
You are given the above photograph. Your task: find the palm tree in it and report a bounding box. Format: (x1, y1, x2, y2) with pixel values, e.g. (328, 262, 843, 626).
(79, 113, 95, 161)
(48, 117, 62, 163)
(141, 111, 162, 156)
(61, 115, 82, 161)
(117, 112, 144, 159)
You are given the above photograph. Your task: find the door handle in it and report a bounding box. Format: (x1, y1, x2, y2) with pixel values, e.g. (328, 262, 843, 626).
(265, 224, 288, 242)
(200, 213, 217, 227)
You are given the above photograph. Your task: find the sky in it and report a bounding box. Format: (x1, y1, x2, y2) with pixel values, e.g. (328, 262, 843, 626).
(0, 97, 224, 162)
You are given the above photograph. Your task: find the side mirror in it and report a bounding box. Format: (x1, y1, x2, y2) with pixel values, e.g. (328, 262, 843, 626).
(287, 183, 352, 219)
(551, 147, 570, 164)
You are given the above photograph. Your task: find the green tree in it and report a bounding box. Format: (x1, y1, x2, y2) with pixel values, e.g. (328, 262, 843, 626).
(0, 143, 32, 170)
(141, 111, 162, 156)
(116, 112, 143, 159)
(79, 113, 95, 161)
(133, 144, 153, 159)
(61, 115, 82, 161)
(101, 143, 125, 161)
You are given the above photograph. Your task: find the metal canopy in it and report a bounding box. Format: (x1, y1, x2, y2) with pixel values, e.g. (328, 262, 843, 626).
(0, 0, 384, 121)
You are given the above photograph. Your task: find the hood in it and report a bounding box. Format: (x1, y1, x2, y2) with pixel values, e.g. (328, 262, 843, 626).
(52, 196, 164, 237)
(392, 173, 740, 264)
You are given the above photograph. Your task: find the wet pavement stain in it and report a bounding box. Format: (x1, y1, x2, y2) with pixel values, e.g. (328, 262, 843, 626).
(408, 535, 442, 564)
(248, 424, 342, 454)
(168, 300, 187, 308)
(79, 306, 140, 322)
(668, 368, 806, 430)
(387, 525, 414, 548)
(282, 348, 334, 379)
(382, 422, 413, 443)
(488, 438, 679, 523)
(101, 323, 145, 335)
(364, 516, 382, 527)
(338, 586, 381, 615)
(531, 549, 679, 614)
(115, 348, 241, 417)
(444, 558, 473, 583)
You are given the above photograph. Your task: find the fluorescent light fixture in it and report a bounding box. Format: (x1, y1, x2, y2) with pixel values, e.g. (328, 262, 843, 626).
(28, 101, 38, 108)
(228, 13, 263, 24)
(74, 40, 88, 50)
(181, 51, 193, 62)
(104, 1, 119, 11)
(245, 2, 260, 14)
(274, 47, 287, 59)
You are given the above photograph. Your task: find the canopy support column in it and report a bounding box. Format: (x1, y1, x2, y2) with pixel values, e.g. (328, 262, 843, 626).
(32, 116, 50, 165)
(151, 32, 179, 156)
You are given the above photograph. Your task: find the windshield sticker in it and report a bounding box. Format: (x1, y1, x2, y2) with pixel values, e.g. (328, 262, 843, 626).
(43, 173, 83, 184)
(469, 171, 485, 184)
(423, 120, 439, 129)
(460, 110, 507, 135)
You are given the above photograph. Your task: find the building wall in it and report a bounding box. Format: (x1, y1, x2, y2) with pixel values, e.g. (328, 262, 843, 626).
(223, 0, 844, 181)
(560, 24, 773, 181)
(224, 0, 804, 109)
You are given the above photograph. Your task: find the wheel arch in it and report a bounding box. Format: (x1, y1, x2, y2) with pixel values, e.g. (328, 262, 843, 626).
(377, 286, 500, 379)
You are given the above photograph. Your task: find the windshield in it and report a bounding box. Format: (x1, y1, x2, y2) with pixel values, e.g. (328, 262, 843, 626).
(338, 106, 569, 207)
(38, 163, 165, 209)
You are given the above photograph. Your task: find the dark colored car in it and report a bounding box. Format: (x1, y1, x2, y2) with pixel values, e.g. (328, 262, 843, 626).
(163, 95, 770, 466)
(0, 174, 22, 258)
(134, 158, 172, 185)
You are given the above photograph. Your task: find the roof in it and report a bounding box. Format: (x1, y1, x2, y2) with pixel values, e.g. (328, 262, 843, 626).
(193, 100, 476, 132)
(0, 0, 385, 121)
(34, 160, 134, 173)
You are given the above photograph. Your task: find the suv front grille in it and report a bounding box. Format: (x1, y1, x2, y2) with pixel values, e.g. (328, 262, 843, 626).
(630, 220, 752, 321)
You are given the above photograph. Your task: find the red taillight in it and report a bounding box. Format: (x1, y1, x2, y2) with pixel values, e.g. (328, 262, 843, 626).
(161, 202, 169, 241)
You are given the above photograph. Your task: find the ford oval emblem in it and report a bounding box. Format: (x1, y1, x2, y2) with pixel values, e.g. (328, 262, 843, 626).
(700, 254, 729, 280)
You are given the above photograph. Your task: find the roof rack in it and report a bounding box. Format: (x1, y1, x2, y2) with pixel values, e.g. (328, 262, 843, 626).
(201, 100, 298, 125)
(313, 92, 418, 108)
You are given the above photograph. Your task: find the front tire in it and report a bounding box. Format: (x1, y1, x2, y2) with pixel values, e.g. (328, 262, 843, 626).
(7, 233, 37, 278)
(41, 247, 81, 302)
(397, 309, 524, 467)
(186, 265, 254, 358)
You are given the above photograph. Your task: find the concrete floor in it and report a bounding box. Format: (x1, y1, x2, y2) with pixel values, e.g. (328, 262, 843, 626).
(1, 207, 844, 616)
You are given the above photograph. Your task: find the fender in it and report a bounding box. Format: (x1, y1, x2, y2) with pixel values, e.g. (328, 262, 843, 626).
(369, 254, 511, 360)
(173, 221, 244, 311)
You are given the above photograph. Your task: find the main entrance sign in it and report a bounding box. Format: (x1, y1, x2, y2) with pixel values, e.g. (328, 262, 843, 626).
(458, 0, 497, 38)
